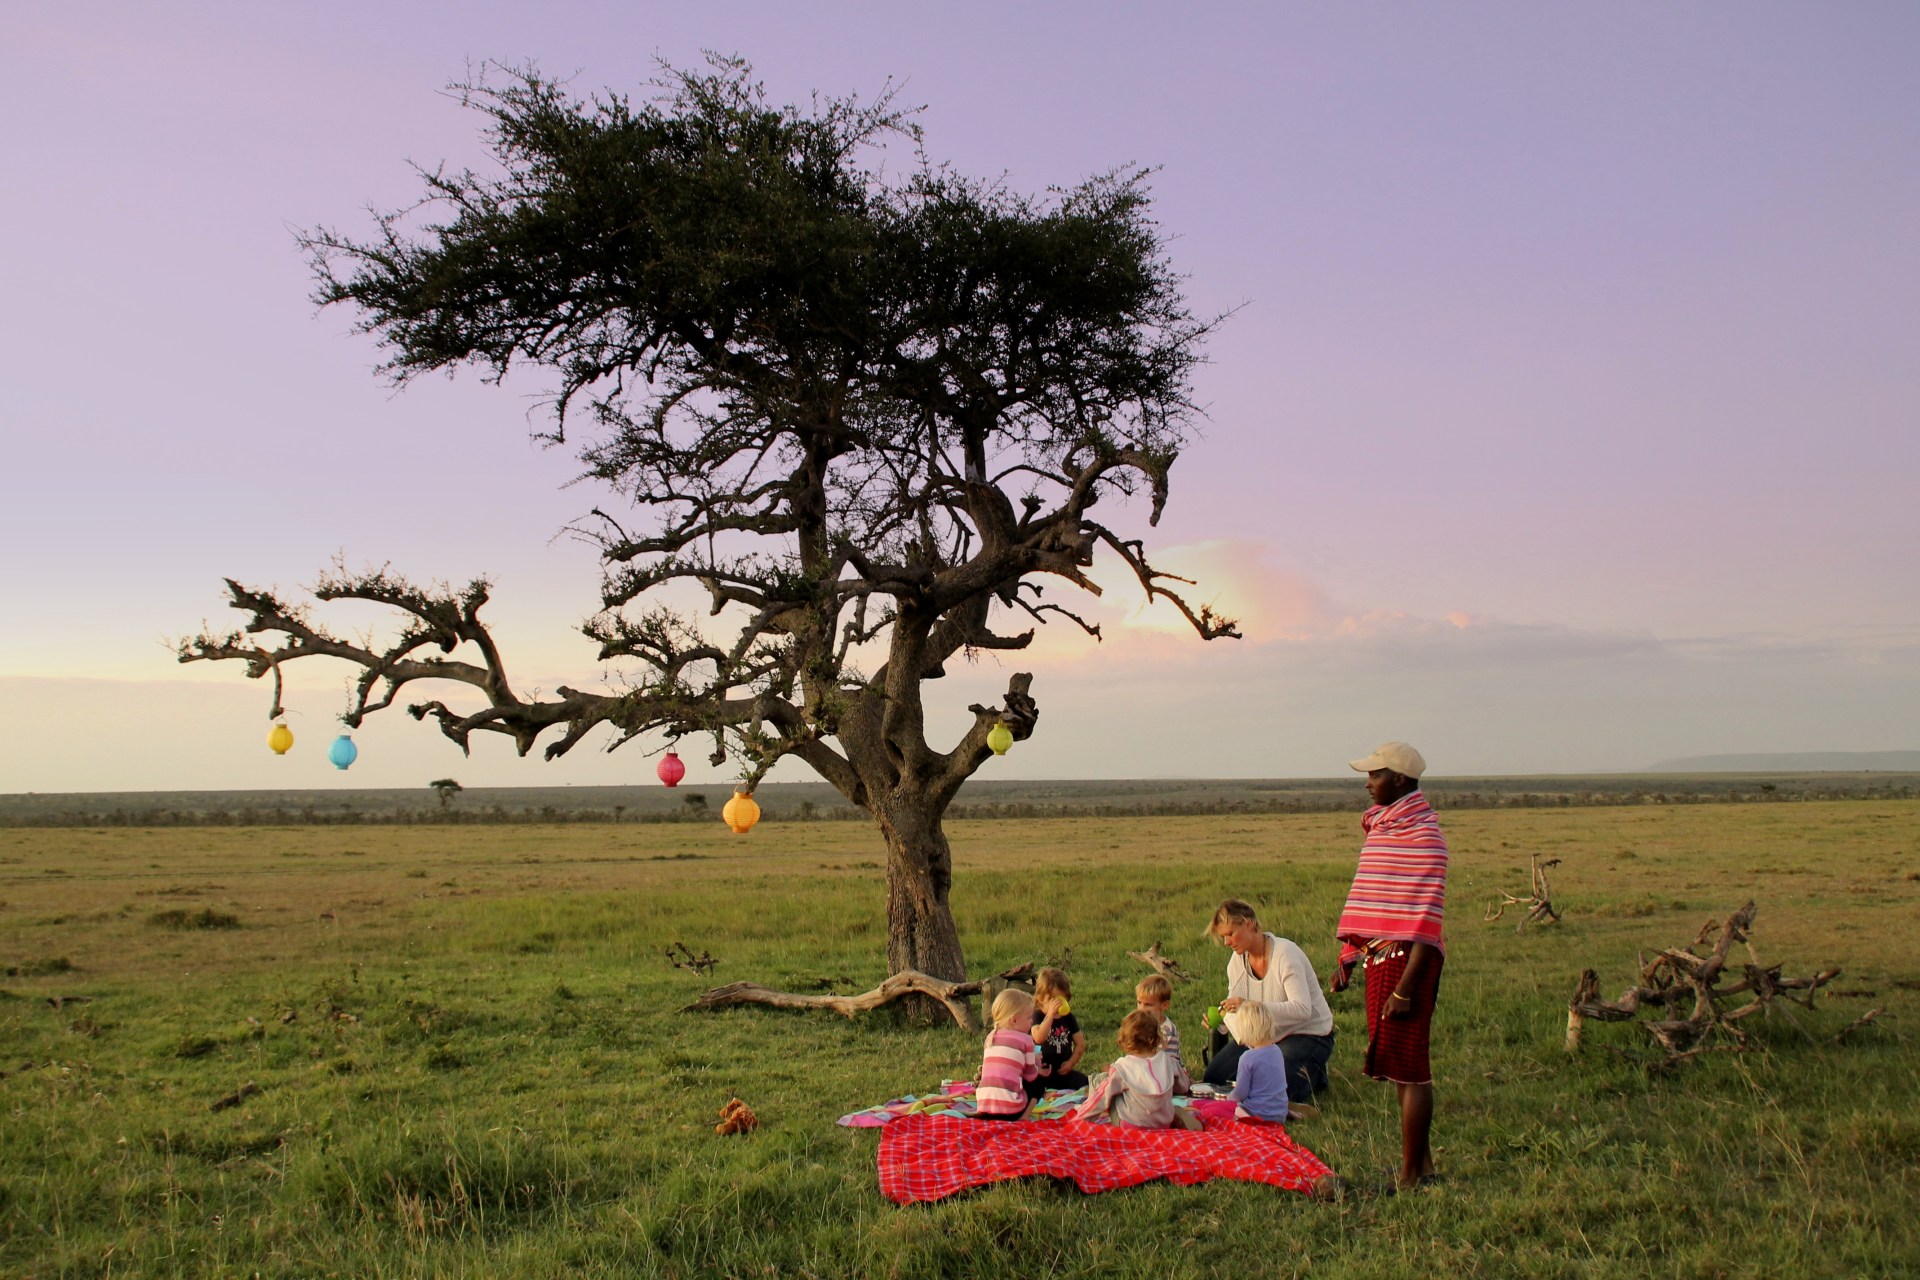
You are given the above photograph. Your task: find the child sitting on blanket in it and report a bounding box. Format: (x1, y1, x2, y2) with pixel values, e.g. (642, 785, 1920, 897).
(1224, 1002, 1291, 1123)
(1026, 967, 1088, 1099)
(1135, 974, 1193, 1095)
(1072, 1010, 1202, 1129)
(975, 989, 1041, 1120)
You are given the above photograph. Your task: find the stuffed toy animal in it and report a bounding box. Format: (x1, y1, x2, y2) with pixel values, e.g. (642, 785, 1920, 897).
(715, 1097, 759, 1135)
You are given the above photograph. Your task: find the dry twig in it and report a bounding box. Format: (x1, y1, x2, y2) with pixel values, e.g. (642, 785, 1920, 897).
(1835, 1009, 1890, 1044)
(666, 941, 720, 976)
(1486, 854, 1561, 930)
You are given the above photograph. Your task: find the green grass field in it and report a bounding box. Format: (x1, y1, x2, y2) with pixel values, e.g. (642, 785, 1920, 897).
(3, 802, 1917, 1278)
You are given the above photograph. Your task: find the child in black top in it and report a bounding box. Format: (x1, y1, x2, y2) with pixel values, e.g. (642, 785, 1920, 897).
(1025, 966, 1089, 1099)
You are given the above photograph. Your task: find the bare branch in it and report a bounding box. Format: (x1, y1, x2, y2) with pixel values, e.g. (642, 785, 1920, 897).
(1087, 523, 1241, 641)
(683, 963, 1035, 1032)
(1127, 941, 1198, 984)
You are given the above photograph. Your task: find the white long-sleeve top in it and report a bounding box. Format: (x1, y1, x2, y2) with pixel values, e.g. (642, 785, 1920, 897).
(1225, 932, 1335, 1039)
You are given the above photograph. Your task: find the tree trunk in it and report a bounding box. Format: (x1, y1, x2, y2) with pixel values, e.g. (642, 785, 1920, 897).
(876, 797, 968, 1023)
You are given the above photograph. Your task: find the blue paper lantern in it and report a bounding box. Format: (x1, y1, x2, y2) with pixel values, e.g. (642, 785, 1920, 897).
(327, 733, 358, 771)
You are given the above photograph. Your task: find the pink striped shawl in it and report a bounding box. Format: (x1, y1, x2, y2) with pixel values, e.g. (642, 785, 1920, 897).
(1335, 790, 1449, 964)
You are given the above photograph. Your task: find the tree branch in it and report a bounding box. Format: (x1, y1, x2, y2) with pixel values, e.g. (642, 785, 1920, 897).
(682, 963, 1036, 1032)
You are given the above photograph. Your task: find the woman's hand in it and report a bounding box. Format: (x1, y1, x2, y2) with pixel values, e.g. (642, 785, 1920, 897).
(1219, 997, 1244, 1013)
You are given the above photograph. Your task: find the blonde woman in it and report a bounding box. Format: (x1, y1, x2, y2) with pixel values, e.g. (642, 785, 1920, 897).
(1205, 898, 1335, 1101)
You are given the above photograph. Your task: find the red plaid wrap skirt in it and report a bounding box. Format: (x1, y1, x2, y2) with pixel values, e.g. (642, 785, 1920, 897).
(1362, 943, 1442, 1085)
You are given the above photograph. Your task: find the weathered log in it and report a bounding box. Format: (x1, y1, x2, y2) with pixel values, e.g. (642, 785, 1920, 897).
(683, 963, 1036, 1032)
(1565, 902, 1843, 1071)
(1126, 941, 1197, 984)
(1566, 967, 1652, 1052)
(1566, 905, 1850, 1074)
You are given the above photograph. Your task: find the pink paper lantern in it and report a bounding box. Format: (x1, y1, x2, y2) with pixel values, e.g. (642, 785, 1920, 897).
(656, 750, 686, 787)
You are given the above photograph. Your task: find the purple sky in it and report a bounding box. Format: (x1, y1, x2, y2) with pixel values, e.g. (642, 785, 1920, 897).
(4, 3, 1916, 791)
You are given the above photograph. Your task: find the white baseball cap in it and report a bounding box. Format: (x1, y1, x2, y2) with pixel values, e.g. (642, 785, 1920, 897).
(1348, 741, 1427, 778)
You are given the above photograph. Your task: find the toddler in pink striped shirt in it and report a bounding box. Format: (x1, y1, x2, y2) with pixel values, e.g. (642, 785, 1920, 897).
(975, 989, 1041, 1120)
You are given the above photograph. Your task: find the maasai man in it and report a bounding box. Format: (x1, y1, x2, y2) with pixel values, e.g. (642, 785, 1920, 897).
(1330, 742, 1448, 1192)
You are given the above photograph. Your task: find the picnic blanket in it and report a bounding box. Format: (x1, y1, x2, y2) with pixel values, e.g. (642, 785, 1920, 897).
(876, 1112, 1333, 1204)
(837, 1081, 1087, 1127)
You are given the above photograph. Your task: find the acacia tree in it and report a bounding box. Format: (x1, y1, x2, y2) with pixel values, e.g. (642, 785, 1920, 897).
(182, 61, 1236, 990)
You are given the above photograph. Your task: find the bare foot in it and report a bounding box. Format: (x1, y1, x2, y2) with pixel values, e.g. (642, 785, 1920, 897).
(1286, 1102, 1320, 1121)
(1309, 1173, 1345, 1202)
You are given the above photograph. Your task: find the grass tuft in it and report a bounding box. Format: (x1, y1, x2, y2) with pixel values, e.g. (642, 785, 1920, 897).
(4, 955, 73, 976)
(148, 907, 241, 930)
(173, 1035, 221, 1059)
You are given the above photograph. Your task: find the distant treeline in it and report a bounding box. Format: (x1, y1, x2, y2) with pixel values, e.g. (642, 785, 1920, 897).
(3, 776, 1914, 828)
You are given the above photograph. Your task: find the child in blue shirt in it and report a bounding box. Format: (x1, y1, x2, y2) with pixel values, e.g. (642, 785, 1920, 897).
(1225, 1001, 1290, 1122)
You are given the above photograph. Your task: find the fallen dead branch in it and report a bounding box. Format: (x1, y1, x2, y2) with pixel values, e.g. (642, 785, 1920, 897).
(1486, 854, 1560, 929)
(1566, 901, 1844, 1071)
(684, 963, 1036, 1032)
(666, 941, 719, 976)
(210, 1081, 262, 1112)
(1835, 1008, 1890, 1044)
(1126, 940, 1197, 984)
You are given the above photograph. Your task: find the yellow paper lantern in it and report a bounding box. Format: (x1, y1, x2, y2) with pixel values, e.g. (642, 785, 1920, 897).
(722, 789, 761, 834)
(986, 721, 1014, 756)
(267, 722, 294, 756)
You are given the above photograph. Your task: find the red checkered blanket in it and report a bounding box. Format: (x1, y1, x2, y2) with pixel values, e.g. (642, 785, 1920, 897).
(876, 1112, 1332, 1204)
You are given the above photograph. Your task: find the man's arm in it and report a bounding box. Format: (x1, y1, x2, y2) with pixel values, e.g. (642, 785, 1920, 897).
(1385, 942, 1440, 1018)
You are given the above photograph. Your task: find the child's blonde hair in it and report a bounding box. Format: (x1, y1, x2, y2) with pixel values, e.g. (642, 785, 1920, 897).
(1226, 1001, 1277, 1049)
(1034, 967, 1072, 1001)
(991, 987, 1036, 1030)
(1135, 974, 1173, 1007)
(1117, 1009, 1163, 1056)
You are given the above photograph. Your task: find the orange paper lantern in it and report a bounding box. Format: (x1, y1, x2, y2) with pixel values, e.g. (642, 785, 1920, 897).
(722, 789, 760, 834)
